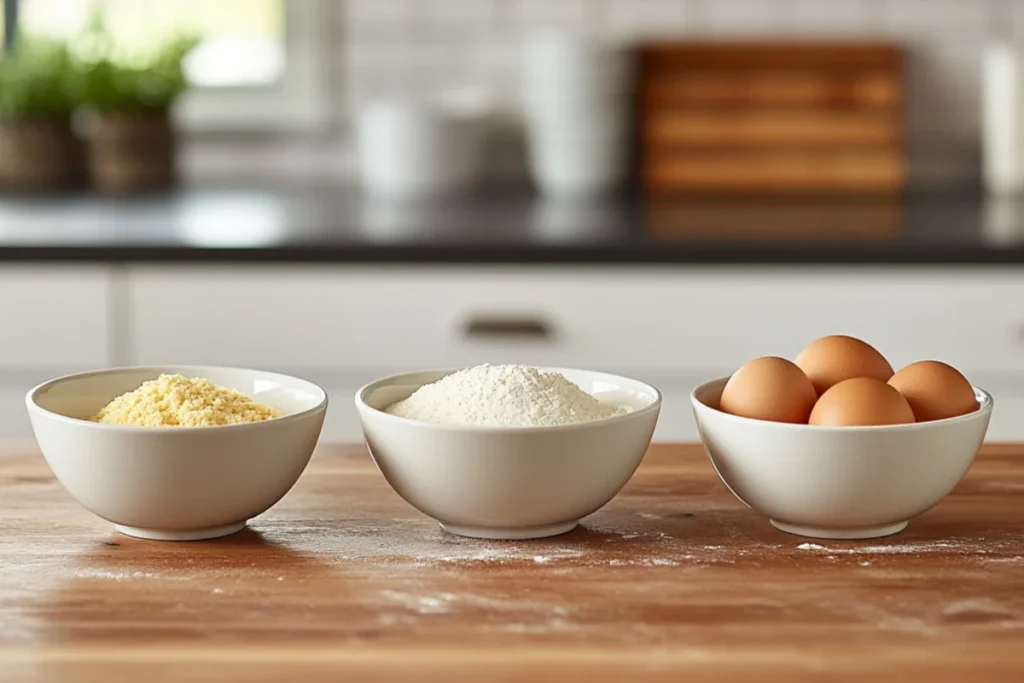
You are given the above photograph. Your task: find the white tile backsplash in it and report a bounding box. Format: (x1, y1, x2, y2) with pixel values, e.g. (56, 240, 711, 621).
(787, 0, 871, 34)
(514, 0, 590, 28)
(466, 35, 523, 102)
(695, 0, 790, 34)
(598, 0, 691, 39)
(343, 0, 420, 27)
(878, 0, 993, 37)
(336, 0, 1007, 187)
(419, 0, 497, 27)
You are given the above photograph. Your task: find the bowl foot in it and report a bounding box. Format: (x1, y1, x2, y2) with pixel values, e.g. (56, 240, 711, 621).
(440, 520, 578, 540)
(770, 519, 909, 540)
(114, 521, 247, 542)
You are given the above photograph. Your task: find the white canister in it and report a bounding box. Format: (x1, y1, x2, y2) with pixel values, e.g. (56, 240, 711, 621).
(355, 94, 490, 201)
(521, 30, 635, 198)
(522, 29, 634, 103)
(982, 43, 1024, 196)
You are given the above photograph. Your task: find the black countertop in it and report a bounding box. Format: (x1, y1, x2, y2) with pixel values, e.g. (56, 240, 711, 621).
(2, 186, 1024, 265)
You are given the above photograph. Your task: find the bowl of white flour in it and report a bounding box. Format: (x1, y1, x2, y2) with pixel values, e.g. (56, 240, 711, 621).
(355, 364, 661, 540)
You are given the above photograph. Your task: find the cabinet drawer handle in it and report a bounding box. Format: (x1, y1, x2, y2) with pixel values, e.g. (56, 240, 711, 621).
(462, 316, 554, 340)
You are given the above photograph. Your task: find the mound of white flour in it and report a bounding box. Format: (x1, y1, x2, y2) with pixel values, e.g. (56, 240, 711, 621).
(385, 364, 634, 427)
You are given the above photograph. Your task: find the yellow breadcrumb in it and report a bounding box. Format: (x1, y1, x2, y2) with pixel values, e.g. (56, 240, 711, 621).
(91, 374, 281, 427)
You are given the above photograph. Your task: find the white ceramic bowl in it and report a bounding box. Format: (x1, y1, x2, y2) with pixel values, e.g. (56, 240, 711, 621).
(355, 368, 661, 540)
(27, 366, 327, 541)
(691, 377, 993, 540)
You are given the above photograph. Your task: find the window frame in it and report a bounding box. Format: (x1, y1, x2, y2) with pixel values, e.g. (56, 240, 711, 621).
(175, 0, 331, 132)
(6, 0, 332, 132)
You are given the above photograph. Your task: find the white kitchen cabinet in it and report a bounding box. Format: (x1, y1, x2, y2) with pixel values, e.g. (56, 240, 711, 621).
(0, 384, 35, 440)
(0, 267, 113, 368)
(4, 264, 1024, 443)
(0, 267, 114, 441)
(123, 265, 1024, 443)
(321, 389, 363, 443)
(126, 266, 1024, 377)
(0, 368, 118, 440)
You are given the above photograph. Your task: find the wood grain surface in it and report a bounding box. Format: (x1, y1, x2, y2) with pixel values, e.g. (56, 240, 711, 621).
(645, 111, 900, 147)
(2, 443, 1023, 683)
(645, 150, 905, 193)
(642, 72, 899, 108)
(638, 42, 905, 197)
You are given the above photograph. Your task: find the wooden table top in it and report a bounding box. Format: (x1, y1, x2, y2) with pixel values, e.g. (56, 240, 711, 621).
(1, 442, 1023, 683)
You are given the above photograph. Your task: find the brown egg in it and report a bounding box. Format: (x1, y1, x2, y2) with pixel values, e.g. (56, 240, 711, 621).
(887, 360, 977, 422)
(795, 335, 894, 395)
(719, 356, 817, 423)
(809, 377, 915, 427)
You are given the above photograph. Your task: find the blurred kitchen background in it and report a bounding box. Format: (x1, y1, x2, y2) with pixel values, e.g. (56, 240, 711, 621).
(2, 0, 1024, 443)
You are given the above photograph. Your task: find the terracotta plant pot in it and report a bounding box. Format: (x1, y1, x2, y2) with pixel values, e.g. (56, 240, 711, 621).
(88, 110, 177, 195)
(0, 118, 86, 192)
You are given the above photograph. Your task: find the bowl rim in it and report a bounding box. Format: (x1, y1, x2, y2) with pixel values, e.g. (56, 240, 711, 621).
(355, 366, 662, 434)
(691, 376, 993, 433)
(25, 365, 329, 433)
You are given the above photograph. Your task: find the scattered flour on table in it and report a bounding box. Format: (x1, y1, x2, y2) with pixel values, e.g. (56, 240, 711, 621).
(797, 543, 825, 551)
(377, 589, 579, 633)
(942, 599, 1012, 618)
(791, 539, 1024, 564)
(380, 590, 453, 614)
(73, 568, 164, 581)
(384, 363, 636, 427)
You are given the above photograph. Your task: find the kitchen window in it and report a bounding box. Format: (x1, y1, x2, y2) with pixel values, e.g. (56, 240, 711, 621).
(2, 0, 329, 131)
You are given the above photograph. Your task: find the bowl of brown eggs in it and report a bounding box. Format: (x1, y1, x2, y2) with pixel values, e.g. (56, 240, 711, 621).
(691, 335, 992, 540)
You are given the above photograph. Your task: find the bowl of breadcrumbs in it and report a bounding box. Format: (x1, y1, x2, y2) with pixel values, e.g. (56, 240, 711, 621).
(26, 366, 327, 541)
(91, 373, 282, 428)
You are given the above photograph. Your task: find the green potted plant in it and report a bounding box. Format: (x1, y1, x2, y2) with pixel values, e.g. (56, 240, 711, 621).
(0, 36, 86, 191)
(81, 33, 198, 194)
